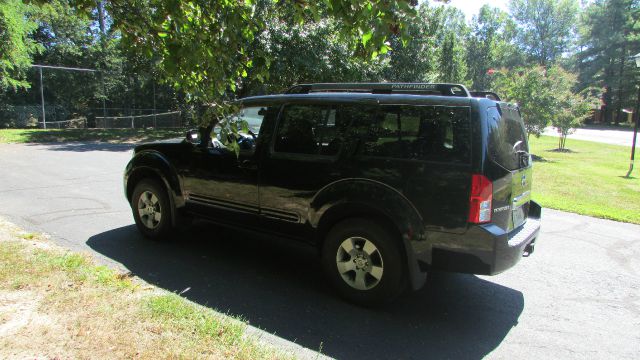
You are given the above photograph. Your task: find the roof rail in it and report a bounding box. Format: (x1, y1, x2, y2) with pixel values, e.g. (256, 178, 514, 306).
(469, 91, 501, 101)
(285, 83, 472, 98)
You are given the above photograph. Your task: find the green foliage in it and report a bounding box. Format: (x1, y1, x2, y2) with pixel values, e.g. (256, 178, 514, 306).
(242, 3, 386, 94)
(494, 65, 596, 142)
(494, 66, 556, 136)
(466, 5, 522, 90)
(103, 0, 417, 127)
(575, 0, 640, 124)
(509, 0, 579, 66)
(545, 67, 597, 150)
(432, 6, 468, 83)
(0, 0, 42, 92)
(378, 3, 439, 82)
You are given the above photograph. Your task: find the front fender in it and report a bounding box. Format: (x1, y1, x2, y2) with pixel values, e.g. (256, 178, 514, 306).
(124, 150, 184, 208)
(309, 178, 428, 290)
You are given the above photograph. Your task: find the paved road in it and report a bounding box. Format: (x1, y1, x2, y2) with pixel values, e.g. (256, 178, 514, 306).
(543, 126, 637, 147)
(0, 142, 639, 360)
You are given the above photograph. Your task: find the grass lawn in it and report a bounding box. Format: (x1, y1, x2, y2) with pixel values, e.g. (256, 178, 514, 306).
(0, 128, 185, 144)
(529, 135, 640, 224)
(0, 218, 290, 359)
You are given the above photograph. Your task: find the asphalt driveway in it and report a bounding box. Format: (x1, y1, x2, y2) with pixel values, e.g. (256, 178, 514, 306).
(0, 142, 638, 359)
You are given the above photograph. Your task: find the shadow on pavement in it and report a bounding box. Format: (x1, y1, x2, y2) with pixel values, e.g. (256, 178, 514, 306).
(28, 142, 136, 152)
(87, 222, 524, 360)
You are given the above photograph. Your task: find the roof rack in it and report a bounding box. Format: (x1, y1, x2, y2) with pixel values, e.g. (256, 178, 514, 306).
(469, 91, 501, 101)
(285, 83, 472, 98)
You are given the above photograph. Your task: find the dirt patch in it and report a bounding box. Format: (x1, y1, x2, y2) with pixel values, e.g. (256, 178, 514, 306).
(0, 291, 41, 337)
(0, 291, 70, 359)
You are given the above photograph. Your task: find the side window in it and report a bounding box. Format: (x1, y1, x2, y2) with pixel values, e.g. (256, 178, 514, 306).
(214, 106, 267, 152)
(273, 104, 343, 156)
(347, 105, 471, 162)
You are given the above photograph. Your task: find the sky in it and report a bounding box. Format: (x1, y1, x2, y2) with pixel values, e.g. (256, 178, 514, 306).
(443, 0, 509, 22)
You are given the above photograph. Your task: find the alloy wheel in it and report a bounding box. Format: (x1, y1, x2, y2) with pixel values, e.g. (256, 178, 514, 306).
(137, 190, 162, 229)
(335, 236, 384, 290)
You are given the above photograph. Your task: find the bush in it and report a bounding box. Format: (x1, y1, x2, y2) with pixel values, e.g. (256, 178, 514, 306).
(493, 65, 596, 150)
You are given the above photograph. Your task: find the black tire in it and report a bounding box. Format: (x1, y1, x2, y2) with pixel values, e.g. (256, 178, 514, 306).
(131, 179, 173, 240)
(321, 218, 407, 306)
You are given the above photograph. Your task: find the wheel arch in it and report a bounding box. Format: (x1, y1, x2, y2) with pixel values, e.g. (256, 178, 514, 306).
(310, 178, 428, 290)
(125, 151, 184, 226)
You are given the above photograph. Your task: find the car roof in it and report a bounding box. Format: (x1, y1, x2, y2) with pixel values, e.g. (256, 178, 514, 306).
(240, 92, 488, 107)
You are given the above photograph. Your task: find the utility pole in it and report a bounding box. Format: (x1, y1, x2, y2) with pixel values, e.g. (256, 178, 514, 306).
(39, 66, 46, 129)
(626, 53, 640, 178)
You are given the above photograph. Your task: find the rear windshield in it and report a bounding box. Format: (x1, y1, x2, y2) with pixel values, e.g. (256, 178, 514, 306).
(487, 106, 528, 170)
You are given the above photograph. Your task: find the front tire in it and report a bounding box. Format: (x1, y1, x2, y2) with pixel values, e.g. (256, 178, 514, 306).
(131, 179, 173, 240)
(322, 218, 407, 306)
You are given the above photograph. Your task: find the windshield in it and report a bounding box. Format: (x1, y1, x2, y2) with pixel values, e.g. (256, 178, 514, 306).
(487, 106, 528, 171)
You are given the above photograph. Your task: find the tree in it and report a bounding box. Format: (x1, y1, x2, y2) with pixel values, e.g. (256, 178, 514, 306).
(509, 0, 579, 66)
(379, 3, 440, 82)
(240, 3, 386, 95)
(0, 0, 42, 92)
(494, 66, 556, 137)
(494, 65, 596, 149)
(432, 6, 468, 83)
(466, 5, 522, 90)
(102, 1, 415, 119)
(64, 0, 412, 151)
(575, 0, 640, 125)
(547, 67, 596, 150)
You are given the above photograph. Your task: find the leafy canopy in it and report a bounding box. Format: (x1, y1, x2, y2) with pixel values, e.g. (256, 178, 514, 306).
(0, 0, 43, 92)
(494, 65, 596, 148)
(100, 0, 417, 126)
(509, 0, 579, 66)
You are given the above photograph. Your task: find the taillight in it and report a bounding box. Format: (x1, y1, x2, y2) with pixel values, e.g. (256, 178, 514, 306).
(468, 174, 493, 224)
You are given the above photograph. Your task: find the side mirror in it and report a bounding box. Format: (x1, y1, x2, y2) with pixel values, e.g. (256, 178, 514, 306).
(185, 129, 200, 144)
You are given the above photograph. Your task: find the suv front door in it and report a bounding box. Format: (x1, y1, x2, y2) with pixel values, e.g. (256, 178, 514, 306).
(182, 106, 266, 228)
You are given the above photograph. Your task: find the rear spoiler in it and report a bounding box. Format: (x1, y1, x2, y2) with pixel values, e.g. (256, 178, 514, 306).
(469, 91, 501, 101)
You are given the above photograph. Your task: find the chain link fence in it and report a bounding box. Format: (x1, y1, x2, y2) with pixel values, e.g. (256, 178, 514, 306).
(95, 111, 182, 129)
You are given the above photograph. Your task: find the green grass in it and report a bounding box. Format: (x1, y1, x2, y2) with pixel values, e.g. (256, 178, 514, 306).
(529, 135, 640, 224)
(0, 128, 185, 144)
(0, 219, 290, 359)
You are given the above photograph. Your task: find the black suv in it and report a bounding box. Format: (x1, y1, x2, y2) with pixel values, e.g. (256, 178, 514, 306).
(124, 83, 541, 305)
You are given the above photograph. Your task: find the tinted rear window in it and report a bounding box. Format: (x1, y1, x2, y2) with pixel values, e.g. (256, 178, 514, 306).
(274, 104, 345, 156)
(487, 106, 528, 170)
(345, 105, 471, 163)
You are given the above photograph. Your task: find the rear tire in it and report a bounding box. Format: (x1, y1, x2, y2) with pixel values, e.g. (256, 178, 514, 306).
(321, 218, 407, 306)
(131, 179, 173, 240)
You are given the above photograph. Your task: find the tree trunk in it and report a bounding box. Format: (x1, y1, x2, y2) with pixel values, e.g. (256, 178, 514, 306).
(97, 1, 106, 36)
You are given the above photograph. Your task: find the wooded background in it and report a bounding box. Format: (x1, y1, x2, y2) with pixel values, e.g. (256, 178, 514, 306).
(1, 0, 638, 136)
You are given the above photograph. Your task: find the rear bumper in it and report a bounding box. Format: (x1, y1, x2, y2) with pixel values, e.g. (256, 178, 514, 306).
(428, 201, 541, 275)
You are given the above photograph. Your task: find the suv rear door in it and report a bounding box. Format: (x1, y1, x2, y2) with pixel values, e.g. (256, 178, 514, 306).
(486, 105, 532, 231)
(258, 103, 349, 240)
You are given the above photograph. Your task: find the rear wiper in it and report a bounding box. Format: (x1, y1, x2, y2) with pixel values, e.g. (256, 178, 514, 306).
(516, 149, 530, 167)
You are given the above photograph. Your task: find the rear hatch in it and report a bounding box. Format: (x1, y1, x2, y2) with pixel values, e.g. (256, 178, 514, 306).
(486, 104, 532, 231)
